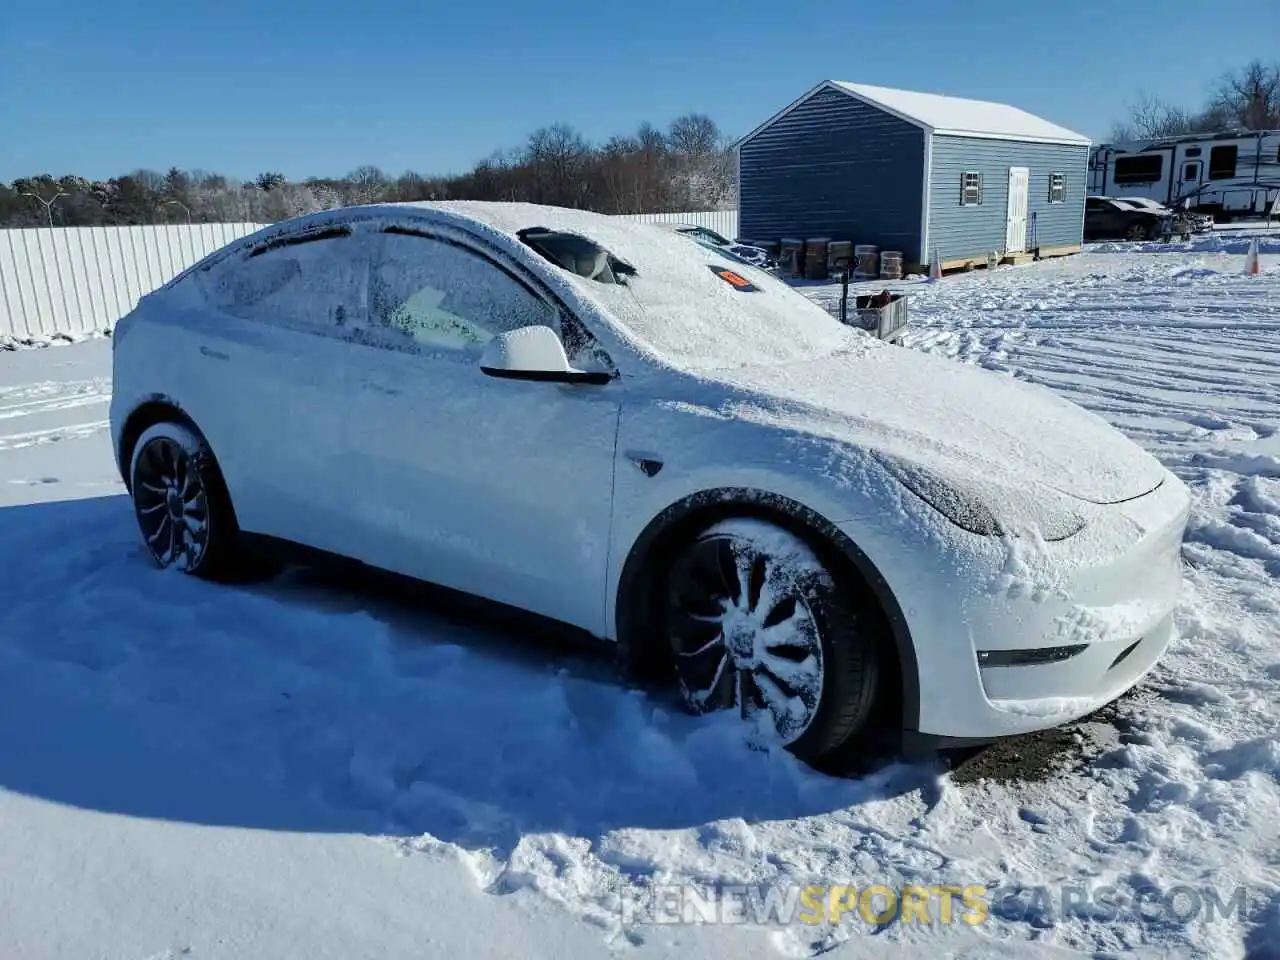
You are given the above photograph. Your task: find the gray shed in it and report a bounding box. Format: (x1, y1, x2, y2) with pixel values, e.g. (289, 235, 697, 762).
(736, 82, 1091, 270)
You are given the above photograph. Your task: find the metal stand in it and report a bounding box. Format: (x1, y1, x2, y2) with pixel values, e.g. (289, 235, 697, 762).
(839, 262, 851, 324)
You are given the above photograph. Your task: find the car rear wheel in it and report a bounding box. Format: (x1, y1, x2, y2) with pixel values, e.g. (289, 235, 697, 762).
(663, 518, 879, 763)
(129, 421, 239, 578)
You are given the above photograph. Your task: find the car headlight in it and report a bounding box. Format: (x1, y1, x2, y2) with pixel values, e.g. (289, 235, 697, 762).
(875, 455, 1004, 536)
(874, 454, 1086, 542)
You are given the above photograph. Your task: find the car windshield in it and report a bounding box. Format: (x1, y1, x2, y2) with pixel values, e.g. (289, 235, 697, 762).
(418, 203, 857, 371)
(515, 218, 852, 370)
(589, 237, 856, 369)
(606, 264, 855, 370)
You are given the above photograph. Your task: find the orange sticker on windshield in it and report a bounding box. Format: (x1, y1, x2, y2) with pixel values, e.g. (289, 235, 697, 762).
(709, 265, 758, 291)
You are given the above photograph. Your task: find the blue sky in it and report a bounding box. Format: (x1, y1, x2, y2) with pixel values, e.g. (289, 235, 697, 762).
(1, 0, 1275, 183)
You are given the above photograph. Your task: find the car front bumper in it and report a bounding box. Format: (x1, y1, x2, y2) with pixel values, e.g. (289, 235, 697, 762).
(840, 474, 1191, 740)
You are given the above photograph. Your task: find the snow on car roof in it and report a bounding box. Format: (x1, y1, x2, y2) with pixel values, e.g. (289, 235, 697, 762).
(829, 82, 1090, 145)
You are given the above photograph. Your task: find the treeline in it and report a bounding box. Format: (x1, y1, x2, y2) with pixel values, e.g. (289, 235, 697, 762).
(1111, 59, 1280, 141)
(0, 113, 735, 229)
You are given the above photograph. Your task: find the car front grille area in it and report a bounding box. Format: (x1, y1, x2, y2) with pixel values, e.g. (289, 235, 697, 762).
(976, 635, 1148, 672)
(976, 644, 1089, 668)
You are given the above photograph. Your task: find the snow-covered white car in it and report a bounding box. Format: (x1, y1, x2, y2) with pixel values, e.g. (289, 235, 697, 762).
(1118, 196, 1214, 233)
(110, 202, 1191, 764)
(660, 223, 777, 270)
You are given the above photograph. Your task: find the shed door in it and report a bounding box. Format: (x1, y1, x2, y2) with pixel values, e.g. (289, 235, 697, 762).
(1006, 166, 1030, 253)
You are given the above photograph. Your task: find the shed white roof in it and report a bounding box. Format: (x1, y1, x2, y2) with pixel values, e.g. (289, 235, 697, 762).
(739, 81, 1090, 147)
(833, 82, 1089, 145)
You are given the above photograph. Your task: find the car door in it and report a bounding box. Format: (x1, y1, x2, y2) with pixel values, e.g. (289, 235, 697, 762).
(1084, 198, 1108, 238)
(339, 226, 621, 635)
(189, 227, 372, 553)
(1103, 201, 1131, 237)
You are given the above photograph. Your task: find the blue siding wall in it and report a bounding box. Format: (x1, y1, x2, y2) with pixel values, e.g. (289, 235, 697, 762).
(927, 136, 1088, 262)
(739, 87, 924, 253)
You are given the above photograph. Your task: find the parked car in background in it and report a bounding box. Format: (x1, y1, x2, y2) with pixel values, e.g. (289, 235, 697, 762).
(1085, 196, 1171, 241)
(110, 201, 1189, 767)
(662, 223, 777, 270)
(1118, 196, 1214, 234)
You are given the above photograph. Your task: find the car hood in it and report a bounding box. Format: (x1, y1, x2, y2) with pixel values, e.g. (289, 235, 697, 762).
(706, 345, 1167, 505)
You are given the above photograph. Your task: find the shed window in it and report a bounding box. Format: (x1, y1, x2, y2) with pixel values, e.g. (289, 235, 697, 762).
(1048, 173, 1066, 203)
(1113, 155, 1163, 184)
(1184, 147, 1202, 158)
(1209, 145, 1237, 180)
(960, 171, 983, 206)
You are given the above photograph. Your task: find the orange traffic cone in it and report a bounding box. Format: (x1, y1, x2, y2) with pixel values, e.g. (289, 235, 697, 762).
(1244, 238, 1261, 275)
(927, 247, 942, 282)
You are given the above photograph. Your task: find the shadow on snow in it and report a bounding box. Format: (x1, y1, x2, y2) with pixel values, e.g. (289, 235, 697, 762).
(0, 494, 932, 858)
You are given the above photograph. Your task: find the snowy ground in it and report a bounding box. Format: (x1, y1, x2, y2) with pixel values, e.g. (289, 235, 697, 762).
(1, 244, 1277, 959)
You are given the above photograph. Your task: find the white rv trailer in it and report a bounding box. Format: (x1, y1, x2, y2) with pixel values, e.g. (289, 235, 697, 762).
(1089, 129, 1280, 220)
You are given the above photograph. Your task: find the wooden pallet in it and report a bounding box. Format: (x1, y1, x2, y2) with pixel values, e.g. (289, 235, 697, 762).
(907, 244, 1082, 276)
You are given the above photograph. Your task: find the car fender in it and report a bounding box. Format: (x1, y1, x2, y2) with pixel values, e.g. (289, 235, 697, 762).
(607, 405, 928, 728)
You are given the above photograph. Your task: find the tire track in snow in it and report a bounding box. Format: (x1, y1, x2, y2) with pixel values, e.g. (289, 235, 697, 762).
(0, 420, 110, 451)
(0, 379, 111, 421)
(0, 376, 111, 453)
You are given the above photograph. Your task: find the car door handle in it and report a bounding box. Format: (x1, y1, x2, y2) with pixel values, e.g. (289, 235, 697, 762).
(199, 345, 230, 361)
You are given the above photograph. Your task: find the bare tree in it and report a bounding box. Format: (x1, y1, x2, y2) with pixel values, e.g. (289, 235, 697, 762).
(1111, 94, 1209, 141)
(14, 176, 69, 227)
(665, 114, 736, 209)
(1211, 60, 1280, 130)
(523, 123, 591, 207)
(667, 113, 720, 157)
(255, 171, 287, 192)
(130, 169, 168, 195)
(1111, 61, 1280, 141)
(347, 165, 389, 205)
(1, 105, 751, 226)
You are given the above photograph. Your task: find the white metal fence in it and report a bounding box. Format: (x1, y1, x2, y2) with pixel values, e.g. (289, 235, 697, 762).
(0, 211, 741, 340)
(613, 210, 740, 239)
(0, 223, 265, 339)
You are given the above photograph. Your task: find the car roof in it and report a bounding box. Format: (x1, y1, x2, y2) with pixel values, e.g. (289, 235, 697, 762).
(173, 201, 690, 286)
(162, 200, 849, 374)
(365, 201, 635, 245)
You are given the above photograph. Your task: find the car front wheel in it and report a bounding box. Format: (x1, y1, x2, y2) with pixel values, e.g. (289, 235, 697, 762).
(663, 518, 880, 763)
(129, 421, 238, 578)
(1126, 222, 1150, 241)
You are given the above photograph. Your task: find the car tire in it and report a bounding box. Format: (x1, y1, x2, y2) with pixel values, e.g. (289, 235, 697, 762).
(1125, 222, 1150, 241)
(662, 517, 879, 764)
(129, 421, 242, 580)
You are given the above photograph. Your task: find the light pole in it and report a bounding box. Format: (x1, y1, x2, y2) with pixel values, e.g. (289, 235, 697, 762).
(20, 189, 68, 228)
(162, 199, 192, 224)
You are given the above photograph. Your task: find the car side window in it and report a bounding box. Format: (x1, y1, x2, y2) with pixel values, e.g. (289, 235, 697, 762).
(196, 232, 367, 330)
(369, 233, 557, 355)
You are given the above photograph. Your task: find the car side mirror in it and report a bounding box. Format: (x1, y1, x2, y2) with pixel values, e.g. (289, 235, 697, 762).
(479, 326, 610, 385)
